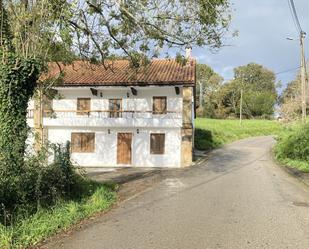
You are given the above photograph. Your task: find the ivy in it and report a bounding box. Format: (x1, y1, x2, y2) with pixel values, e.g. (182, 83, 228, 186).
(0, 50, 42, 212)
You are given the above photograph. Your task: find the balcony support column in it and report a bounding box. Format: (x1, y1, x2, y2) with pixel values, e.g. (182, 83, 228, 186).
(33, 85, 47, 151)
(181, 86, 193, 167)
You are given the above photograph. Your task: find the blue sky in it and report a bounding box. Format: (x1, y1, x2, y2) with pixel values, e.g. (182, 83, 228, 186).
(192, 0, 309, 91)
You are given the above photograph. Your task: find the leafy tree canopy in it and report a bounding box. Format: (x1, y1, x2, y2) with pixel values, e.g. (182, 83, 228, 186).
(70, 0, 232, 66)
(233, 63, 277, 93)
(3, 0, 232, 66)
(217, 63, 278, 118)
(196, 63, 224, 117)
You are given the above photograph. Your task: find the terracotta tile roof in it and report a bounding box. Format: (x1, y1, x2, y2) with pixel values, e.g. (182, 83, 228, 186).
(46, 59, 196, 87)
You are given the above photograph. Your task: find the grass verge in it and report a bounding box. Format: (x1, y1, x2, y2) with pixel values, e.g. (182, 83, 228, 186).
(276, 158, 309, 173)
(195, 118, 283, 150)
(0, 181, 116, 249)
(274, 123, 309, 173)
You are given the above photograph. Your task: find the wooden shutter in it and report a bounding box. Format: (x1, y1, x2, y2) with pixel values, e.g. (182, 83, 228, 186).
(153, 97, 167, 114)
(77, 98, 91, 115)
(109, 99, 122, 118)
(150, 133, 165, 154)
(84, 133, 95, 152)
(71, 133, 82, 152)
(71, 133, 95, 153)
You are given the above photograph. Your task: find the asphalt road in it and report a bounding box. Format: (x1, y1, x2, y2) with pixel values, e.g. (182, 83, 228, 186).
(45, 136, 309, 249)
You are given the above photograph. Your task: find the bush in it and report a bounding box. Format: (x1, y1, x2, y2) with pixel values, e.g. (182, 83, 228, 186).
(275, 124, 309, 161)
(195, 128, 219, 150)
(0, 142, 84, 225)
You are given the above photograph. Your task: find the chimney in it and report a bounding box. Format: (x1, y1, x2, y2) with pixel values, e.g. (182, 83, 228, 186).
(185, 45, 192, 60)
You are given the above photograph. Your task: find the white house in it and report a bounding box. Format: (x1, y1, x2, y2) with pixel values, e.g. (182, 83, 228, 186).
(27, 58, 196, 168)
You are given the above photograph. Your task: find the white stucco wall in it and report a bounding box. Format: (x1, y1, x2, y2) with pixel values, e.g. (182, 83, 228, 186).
(48, 127, 181, 168)
(43, 86, 183, 128)
(27, 86, 186, 168)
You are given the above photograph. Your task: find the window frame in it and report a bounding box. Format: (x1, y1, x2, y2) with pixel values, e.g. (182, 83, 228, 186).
(150, 133, 165, 155)
(77, 98, 91, 116)
(71, 132, 95, 153)
(109, 99, 122, 118)
(152, 96, 167, 115)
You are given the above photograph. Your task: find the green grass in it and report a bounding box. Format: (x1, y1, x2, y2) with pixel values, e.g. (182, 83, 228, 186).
(195, 118, 283, 150)
(0, 183, 116, 249)
(276, 158, 309, 173)
(274, 123, 309, 173)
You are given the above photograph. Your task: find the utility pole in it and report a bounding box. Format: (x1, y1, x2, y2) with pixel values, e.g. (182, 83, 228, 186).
(239, 89, 243, 126)
(199, 81, 203, 110)
(300, 31, 307, 123)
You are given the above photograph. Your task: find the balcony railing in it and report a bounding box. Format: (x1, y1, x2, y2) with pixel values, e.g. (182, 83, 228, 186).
(27, 109, 34, 119)
(27, 109, 182, 120)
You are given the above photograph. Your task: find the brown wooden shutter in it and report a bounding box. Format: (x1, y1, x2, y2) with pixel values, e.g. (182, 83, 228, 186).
(85, 133, 95, 152)
(150, 133, 165, 154)
(153, 97, 167, 114)
(71, 133, 82, 152)
(71, 133, 95, 153)
(77, 98, 91, 115)
(109, 99, 122, 118)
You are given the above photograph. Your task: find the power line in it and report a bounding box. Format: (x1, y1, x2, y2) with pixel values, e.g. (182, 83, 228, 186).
(223, 66, 301, 82)
(275, 66, 300, 75)
(287, 0, 303, 33)
(287, 0, 301, 33)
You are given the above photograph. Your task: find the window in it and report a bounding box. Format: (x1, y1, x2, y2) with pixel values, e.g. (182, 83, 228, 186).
(71, 133, 95, 153)
(109, 99, 122, 118)
(153, 97, 167, 114)
(77, 98, 91, 115)
(150, 133, 165, 154)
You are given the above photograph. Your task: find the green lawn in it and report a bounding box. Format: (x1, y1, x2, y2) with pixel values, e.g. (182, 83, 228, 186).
(195, 118, 283, 150)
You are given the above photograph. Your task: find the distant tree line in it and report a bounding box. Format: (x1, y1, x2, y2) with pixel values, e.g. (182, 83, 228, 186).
(196, 63, 278, 119)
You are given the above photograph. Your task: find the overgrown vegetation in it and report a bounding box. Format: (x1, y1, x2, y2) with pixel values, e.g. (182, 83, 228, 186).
(274, 124, 309, 172)
(195, 118, 283, 150)
(0, 143, 116, 248)
(0, 183, 116, 249)
(197, 63, 278, 119)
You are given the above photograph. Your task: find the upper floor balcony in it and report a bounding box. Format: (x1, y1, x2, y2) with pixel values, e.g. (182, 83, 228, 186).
(27, 109, 183, 128)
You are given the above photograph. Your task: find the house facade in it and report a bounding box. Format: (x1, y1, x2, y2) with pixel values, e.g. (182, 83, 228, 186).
(27, 59, 196, 168)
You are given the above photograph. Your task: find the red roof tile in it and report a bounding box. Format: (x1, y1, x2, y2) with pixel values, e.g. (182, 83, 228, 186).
(46, 59, 196, 87)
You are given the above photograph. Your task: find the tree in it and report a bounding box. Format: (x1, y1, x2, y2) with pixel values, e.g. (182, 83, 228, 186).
(67, 0, 232, 66)
(279, 65, 309, 121)
(217, 63, 278, 118)
(196, 64, 224, 117)
(0, 1, 42, 210)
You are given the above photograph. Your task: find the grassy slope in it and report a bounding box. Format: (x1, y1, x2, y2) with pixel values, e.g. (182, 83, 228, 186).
(195, 118, 309, 172)
(0, 183, 116, 249)
(195, 118, 283, 150)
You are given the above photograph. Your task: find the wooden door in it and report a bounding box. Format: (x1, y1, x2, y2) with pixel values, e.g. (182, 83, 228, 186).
(117, 133, 132, 165)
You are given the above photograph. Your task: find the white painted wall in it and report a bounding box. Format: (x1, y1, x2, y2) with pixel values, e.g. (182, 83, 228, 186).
(40, 86, 183, 128)
(48, 127, 181, 167)
(27, 86, 185, 167)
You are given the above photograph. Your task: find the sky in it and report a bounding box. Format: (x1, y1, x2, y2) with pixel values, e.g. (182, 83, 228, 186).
(192, 0, 309, 92)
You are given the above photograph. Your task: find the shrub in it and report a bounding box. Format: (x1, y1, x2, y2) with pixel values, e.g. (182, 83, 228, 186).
(194, 128, 217, 150)
(275, 124, 309, 161)
(0, 142, 85, 225)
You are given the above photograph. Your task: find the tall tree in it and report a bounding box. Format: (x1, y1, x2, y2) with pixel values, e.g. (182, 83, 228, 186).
(66, 0, 232, 66)
(218, 63, 278, 118)
(196, 64, 223, 117)
(0, 1, 42, 208)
